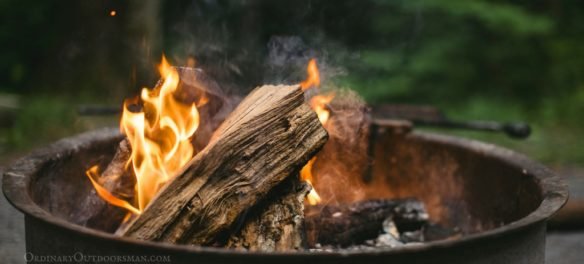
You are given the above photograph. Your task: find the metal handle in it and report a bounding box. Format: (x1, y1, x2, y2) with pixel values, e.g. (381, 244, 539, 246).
(405, 119, 531, 139)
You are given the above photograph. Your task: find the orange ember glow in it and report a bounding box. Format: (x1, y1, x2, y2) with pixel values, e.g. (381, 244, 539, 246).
(299, 58, 333, 205)
(300, 59, 320, 91)
(109, 10, 117, 17)
(86, 55, 201, 214)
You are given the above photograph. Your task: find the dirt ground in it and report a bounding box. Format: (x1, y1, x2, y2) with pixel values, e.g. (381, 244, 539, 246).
(0, 178, 25, 264)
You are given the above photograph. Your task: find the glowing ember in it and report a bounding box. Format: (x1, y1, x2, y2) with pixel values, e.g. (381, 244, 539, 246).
(299, 58, 333, 205)
(109, 10, 116, 17)
(86, 55, 201, 214)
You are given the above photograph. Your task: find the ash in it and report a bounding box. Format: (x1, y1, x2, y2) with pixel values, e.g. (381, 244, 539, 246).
(307, 200, 460, 252)
(308, 217, 424, 252)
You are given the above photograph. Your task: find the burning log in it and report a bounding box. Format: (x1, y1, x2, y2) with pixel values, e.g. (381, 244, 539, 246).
(122, 84, 328, 245)
(80, 139, 135, 232)
(304, 198, 428, 247)
(226, 176, 310, 251)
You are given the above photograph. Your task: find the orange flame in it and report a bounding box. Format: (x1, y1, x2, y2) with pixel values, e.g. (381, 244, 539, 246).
(86, 55, 201, 214)
(299, 58, 333, 205)
(86, 166, 140, 215)
(309, 94, 334, 124)
(300, 158, 321, 205)
(300, 59, 320, 91)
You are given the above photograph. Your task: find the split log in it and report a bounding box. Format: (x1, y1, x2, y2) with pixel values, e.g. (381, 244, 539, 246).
(94, 139, 135, 199)
(79, 139, 135, 232)
(226, 176, 310, 251)
(304, 198, 428, 247)
(122, 85, 328, 245)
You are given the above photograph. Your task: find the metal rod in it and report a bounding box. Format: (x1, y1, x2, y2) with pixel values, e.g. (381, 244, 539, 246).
(373, 118, 531, 139)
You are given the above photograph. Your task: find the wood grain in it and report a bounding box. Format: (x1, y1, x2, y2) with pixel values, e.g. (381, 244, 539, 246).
(227, 176, 310, 251)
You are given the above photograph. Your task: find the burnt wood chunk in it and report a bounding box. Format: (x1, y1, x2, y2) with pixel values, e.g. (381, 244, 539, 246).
(304, 198, 428, 247)
(80, 139, 135, 232)
(227, 177, 310, 251)
(122, 85, 328, 245)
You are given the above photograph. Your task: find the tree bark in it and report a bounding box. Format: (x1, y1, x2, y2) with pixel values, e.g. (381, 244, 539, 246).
(81, 139, 135, 232)
(122, 85, 328, 245)
(226, 176, 310, 251)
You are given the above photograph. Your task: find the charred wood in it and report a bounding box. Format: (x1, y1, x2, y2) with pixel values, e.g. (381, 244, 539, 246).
(304, 198, 428, 247)
(82, 139, 135, 232)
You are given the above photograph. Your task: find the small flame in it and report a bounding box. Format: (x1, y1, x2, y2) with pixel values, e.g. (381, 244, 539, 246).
(109, 10, 117, 17)
(86, 55, 201, 214)
(299, 58, 333, 205)
(300, 59, 320, 91)
(309, 94, 334, 124)
(300, 158, 321, 205)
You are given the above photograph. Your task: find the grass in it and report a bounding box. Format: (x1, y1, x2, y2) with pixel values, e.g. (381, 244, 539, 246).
(0, 95, 118, 157)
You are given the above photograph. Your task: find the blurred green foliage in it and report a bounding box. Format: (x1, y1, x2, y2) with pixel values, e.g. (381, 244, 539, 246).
(0, 0, 582, 165)
(4, 97, 77, 148)
(331, 0, 584, 165)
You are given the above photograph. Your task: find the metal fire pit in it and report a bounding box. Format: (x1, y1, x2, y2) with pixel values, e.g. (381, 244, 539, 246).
(3, 126, 567, 264)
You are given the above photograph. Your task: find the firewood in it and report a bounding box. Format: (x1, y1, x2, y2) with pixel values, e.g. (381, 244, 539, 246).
(226, 176, 310, 251)
(81, 139, 135, 232)
(122, 85, 328, 245)
(304, 198, 428, 247)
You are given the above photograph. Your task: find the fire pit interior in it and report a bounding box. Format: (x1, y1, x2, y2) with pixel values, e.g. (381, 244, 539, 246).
(4, 123, 567, 263)
(27, 126, 545, 239)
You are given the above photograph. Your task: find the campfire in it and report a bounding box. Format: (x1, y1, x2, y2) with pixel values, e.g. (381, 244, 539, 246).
(77, 56, 439, 251)
(2, 50, 567, 263)
(2, 78, 567, 264)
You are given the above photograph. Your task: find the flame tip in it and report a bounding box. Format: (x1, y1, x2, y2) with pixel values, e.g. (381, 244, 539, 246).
(300, 58, 321, 91)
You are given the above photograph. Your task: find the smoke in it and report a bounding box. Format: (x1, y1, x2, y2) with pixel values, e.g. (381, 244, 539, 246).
(312, 90, 372, 205)
(263, 36, 348, 88)
(162, 4, 375, 206)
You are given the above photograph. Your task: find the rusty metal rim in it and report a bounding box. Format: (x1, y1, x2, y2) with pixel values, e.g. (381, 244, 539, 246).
(2, 128, 568, 257)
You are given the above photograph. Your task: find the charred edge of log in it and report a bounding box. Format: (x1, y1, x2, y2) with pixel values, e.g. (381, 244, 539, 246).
(304, 198, 428, 247)
(85, 139, 135, 232)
